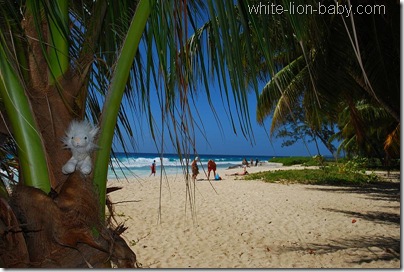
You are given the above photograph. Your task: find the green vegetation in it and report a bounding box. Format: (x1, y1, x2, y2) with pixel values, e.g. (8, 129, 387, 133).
(269, 156, 400, 171)
(245, 166, 379, 186)
(268, 156, 326, 166)
(248, 156, 395, 186)
(253, 1, 399, 161)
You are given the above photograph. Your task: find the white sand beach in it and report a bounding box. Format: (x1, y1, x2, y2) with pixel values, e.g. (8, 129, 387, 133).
(107, 164, 400, 269)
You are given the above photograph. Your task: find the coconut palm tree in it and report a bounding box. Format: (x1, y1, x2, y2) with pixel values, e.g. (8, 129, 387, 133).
(0, 0, 151, 267)
(333, 99, 397, 159)
(0, 0, 268, 268)
(253, 0, 399, 160)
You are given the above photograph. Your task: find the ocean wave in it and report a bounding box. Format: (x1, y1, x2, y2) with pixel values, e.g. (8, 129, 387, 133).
(111, 156, 244, 169)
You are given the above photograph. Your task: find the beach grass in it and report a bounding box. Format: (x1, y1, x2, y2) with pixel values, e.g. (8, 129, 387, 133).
(269, 156, 400, 170)
(268, 156, 328, 166)
(245, 166, 379, 185)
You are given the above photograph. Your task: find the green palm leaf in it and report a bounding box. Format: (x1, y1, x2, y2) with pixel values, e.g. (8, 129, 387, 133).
(93, 0, 151, 213)
(0, 44, 51, 192)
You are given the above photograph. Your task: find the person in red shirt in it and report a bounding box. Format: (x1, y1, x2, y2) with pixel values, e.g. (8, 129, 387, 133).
(150, 160, 156, 176)
(207, 159, 217, 180)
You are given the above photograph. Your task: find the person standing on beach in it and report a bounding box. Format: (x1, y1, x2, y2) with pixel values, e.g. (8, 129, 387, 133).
(150, 160, 156, 176)
(242, 158, 249, 167)
(207, 159, 217, 180)
(191, 157, 199, 181)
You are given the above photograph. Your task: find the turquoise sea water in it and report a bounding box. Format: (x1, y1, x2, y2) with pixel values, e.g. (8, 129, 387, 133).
(107, 152, 279, 180)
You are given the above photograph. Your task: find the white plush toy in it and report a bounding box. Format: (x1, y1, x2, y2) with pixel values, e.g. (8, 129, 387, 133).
(62, 120, 99, 175)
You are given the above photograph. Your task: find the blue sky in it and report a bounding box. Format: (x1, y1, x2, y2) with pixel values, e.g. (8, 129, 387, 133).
(113, 10, 336, 157)
(115, 78, 335, 157)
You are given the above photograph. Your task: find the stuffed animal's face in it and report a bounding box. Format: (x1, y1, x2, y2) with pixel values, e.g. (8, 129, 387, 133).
(63, 120, 99, 152)
(69, 133, 90, 148)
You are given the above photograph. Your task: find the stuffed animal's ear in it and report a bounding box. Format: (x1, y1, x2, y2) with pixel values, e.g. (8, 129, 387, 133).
(89, 126, 100, 139)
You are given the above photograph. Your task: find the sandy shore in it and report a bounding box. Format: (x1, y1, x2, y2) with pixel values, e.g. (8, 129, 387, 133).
(107, 164, 400, 268)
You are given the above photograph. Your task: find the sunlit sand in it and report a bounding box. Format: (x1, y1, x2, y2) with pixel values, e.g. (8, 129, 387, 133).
(107, 164, 400, 268)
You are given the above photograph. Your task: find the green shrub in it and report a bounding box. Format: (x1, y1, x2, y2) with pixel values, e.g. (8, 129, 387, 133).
(245, 166, 379, 185)
(268, 156, 312, 166)
(269, 156, 330, 167)
(339, 156, 368, 174)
